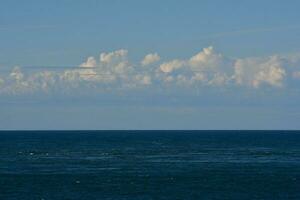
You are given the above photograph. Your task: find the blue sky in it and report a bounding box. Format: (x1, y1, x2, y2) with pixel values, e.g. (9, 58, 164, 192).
(1, 0, 300, 129)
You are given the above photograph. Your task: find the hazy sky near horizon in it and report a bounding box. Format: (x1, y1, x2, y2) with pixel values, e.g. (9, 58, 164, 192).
(1, 0, 300, 130)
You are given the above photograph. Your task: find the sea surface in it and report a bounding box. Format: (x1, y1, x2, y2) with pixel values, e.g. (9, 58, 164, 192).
(0, 131, 300, 200)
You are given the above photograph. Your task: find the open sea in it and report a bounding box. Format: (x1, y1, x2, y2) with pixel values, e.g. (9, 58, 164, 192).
(0, 131, 300, 200)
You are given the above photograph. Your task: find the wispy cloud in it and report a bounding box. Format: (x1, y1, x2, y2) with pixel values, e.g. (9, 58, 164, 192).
(0, 24, 58, 32)
(197, 25, 300, 40)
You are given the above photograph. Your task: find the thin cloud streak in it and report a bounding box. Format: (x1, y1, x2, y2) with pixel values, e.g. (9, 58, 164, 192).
(197, 25, 300, 40)
(0, 24, 59, 32)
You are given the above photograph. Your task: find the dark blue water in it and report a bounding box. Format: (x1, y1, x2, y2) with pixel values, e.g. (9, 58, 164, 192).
(0, 131, 300, 200)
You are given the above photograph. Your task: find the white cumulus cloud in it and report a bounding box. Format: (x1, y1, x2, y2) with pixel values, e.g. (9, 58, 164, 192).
(234, 56, 286, 88)
(141, 53, 160, 66)
(189, 46, 223, 72)
(160, 60, 185, 73)
(1, 46, 300, 95)
(80, 56, 97, 68)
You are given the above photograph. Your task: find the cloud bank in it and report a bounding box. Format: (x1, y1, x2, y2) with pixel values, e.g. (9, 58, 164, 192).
(0, 46, 300, 95)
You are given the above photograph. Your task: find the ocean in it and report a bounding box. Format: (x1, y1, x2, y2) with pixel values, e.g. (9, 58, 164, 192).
(0, 131, 299, 200)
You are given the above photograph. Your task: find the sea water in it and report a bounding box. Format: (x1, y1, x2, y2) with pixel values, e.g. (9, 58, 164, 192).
(0, 131, 299, 199)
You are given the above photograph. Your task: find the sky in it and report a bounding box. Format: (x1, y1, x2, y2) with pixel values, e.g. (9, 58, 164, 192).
(1, 0, 300, 130)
